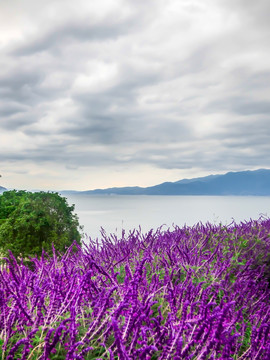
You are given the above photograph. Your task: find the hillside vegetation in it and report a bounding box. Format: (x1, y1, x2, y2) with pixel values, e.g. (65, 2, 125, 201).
(0, 219, 270, 359)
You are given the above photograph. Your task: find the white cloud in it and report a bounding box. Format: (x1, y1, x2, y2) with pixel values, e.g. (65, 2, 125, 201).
(72, 62, 119, 94)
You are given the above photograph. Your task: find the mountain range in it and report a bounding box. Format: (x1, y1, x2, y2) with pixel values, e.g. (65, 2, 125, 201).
(1, 169, 270, 196)
(62, 169, 270, 196)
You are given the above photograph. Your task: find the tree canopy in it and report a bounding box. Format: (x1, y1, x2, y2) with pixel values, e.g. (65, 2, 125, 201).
(0, 190, 82, 259)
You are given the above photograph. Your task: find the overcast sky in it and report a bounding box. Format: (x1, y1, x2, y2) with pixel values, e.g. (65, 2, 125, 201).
(1, 0, 270, 191)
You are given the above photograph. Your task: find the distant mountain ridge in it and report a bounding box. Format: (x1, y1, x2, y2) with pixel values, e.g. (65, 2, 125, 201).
(0, 186, 7, 193)
(63, 169, 270, 196)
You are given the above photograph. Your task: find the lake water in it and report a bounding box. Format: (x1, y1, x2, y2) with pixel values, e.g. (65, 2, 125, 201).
(63, 194, 270, 241)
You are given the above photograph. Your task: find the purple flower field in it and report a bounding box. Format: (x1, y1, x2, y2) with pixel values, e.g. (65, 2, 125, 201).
(1, 218, 270, 359)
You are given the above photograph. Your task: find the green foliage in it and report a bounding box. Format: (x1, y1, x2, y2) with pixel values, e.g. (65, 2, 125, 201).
(116, 265, 126, 284)
(0, 190, 82, 259)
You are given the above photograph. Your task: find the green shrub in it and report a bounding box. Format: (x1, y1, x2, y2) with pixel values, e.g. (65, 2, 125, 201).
(0, 190, 82, 259)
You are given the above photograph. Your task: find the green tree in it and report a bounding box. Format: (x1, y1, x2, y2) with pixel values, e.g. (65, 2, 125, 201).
(0, 190, 82, 259)
(0, 190, 27, 224)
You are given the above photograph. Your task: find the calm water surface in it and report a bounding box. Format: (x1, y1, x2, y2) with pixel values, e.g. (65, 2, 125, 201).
(64, 194, 270, 241)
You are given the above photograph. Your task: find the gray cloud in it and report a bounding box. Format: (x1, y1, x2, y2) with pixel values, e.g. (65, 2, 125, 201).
(222, 0, 270, 31)
(205, 97, 270, 116)
(0, 102, 29, 117)
(12, 19, 135, 56)
(1, 0, 270, 190)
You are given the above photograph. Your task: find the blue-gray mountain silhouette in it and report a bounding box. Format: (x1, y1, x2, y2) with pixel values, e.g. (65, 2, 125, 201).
(78, 169, 270, 195)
